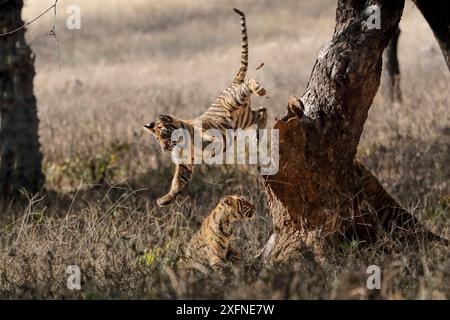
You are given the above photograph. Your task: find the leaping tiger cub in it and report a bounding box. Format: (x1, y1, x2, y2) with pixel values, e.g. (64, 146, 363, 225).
(180, 195, 255, 270)
(145, 8, 267, 207)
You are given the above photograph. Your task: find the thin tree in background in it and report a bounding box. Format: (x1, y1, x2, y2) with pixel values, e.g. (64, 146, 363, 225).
(412, 0, 450, 70)
(0, 0, 44, 199)
(382, 26, 402, 103)
(381, 0, 450, 103)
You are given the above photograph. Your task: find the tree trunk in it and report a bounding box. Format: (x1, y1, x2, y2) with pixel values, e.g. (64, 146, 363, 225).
(412, 0, 450, 70)
(0, 0, 44, 199)
(262, 0, 407, 263)
(382, 27, 402, 103)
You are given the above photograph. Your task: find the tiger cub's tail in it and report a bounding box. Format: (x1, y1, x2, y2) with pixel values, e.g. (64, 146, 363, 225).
(233, 8, 249, 84)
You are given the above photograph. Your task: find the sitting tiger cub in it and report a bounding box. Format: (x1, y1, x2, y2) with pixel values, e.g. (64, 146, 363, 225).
(145, 8, 267, 207)
(180, 195, 255, 270)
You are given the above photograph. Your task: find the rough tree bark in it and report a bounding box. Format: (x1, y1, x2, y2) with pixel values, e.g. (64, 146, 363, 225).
(262, 0, 408, 263)
(0, 0, 44, 199)
(382, 27, 402, 103)
(412, 0, 450, 70)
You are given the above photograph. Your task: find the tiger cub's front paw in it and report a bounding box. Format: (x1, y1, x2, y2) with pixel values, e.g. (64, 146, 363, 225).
(256, 87, 267, 97)
(157, 194, 175, 207)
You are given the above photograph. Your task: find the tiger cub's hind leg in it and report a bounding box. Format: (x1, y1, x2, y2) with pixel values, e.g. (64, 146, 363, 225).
(255, 106, 267, 129)
(248, 106, 267, 142)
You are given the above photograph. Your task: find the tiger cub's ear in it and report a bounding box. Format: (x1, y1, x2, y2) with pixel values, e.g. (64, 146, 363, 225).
(144, 122, 155, 132)
(158, 114, 173, 123)
(221, 196, 234, 207)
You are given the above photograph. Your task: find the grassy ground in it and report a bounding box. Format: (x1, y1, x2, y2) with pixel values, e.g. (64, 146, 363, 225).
(0, 0, 448, 299)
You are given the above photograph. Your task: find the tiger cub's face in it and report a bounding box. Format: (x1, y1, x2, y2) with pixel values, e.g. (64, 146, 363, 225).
(144, 114, 183, 152)
(221, 195, 255, 222)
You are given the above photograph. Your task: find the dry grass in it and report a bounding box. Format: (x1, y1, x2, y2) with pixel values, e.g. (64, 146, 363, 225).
(0, 0, 448, 299)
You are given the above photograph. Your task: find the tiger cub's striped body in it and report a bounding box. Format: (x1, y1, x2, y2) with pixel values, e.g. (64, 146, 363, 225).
(182, 195, 255, 269)
(145, 9, 267, 207)
(355, 161, 448, 244)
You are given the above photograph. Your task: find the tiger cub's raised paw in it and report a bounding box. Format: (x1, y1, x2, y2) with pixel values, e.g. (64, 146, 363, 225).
(248, 79, 267, 97)
(256, 87, 266, 97)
